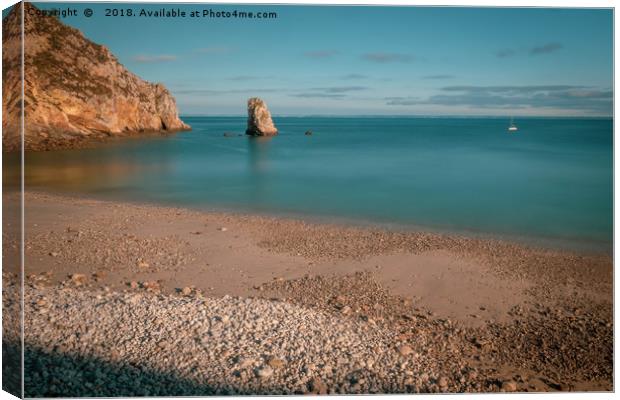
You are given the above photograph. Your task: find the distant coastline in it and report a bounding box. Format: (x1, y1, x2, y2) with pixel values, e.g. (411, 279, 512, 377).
(181, 114, 613, 119)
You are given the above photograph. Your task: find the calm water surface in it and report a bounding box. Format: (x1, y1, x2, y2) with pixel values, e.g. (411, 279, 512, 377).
(8, 117, 613, 252)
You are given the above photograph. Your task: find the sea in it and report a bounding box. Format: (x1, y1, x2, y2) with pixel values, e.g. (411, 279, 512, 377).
(5, 116, 613, 253)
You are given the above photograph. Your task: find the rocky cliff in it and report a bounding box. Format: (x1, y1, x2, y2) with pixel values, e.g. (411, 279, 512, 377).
(246, 97, 278, 136)
(2, 3, 190, 151)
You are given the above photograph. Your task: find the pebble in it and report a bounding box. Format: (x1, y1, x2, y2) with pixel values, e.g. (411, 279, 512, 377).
(237, 357, 254, 369)
(142, 281, 160, 291)
(501, 380, 517, 392)
(397, 345, 413, 356)
(256, 365, 274, 378)
(267, 357, 285, 369)
(437, 376, 449, 389)
(181, 287, 192, 296)
(70, 274, 87, 286)
(304, 363, 316, 373)
(308, 377, 328, 394)
(93, 272, 107, 281)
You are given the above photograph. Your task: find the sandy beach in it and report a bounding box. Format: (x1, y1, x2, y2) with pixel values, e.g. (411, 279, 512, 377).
(2, 191, 613, 395)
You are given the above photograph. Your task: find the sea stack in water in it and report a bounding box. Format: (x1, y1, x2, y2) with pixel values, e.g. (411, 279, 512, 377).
(2, 3, 190, 151)
(246, 98, 278, 136)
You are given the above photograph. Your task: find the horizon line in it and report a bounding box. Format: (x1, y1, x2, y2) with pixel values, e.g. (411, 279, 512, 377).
(180, 114, 613, 119)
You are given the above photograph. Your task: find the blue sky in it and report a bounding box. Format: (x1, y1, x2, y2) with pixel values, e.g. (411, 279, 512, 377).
(24, 3, 615, 116)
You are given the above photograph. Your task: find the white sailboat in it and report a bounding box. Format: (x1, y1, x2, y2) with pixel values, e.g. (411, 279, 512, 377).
(508, 116, 518, 132)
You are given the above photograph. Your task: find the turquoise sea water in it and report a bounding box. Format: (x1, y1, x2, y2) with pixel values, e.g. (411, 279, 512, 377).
(10, 117, 613, 252)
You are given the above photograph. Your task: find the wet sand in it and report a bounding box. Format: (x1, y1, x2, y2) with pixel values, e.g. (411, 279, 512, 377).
(2, 191, 613, 395)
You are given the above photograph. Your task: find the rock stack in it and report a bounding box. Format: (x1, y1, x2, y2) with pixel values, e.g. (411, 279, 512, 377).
(245, 97, 278, 136)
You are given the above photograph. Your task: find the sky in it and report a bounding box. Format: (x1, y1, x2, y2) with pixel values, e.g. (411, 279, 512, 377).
(19, 3, 615, 116)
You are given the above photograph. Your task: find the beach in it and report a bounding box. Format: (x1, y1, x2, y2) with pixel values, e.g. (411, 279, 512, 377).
(2, 191, 613, 395)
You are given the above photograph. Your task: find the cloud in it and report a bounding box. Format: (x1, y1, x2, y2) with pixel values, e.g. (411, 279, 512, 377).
(174, 88, 281, 95)
(530, 42, 563, 55)
(315, 86, 368, 93)
(385, 85, 612, 114)
(494, 43, 563, 58)
(361, 52, 413, 63)
(132, 47, 232, 64)
(494, 49, 516, 58)
(385, 96, 420, 105)
(289, 86, 368, 100)
(423, 74, 455, 80)
(441, 85, 581, 93)
(290, 93, 346, 99)
(195, 47, 230, 54)
(175, 85, 368, 98)
(131, 54, 177, 63)
(304, 50, 339, 59)
(226, 75, 271, 81)
(563, 89, 612, 98)
(340, 73, 368, 80)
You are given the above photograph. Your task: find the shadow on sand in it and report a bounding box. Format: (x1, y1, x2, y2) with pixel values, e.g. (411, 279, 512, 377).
(2, 340, 22, 397)
(3, 341, 226, 397)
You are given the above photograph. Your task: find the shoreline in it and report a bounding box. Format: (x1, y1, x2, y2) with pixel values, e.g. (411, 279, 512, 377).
(3, 191, 613, 394)
(8, 188, 613, 257)
(2, 126, 192, 153)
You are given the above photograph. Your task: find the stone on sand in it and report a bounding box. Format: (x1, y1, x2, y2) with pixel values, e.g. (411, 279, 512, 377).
(397, 345, 413, 356)
(501, 380, 517, 392)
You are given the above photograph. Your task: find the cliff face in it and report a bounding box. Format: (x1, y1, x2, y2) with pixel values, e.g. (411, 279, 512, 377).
(2, 3, 190, 151)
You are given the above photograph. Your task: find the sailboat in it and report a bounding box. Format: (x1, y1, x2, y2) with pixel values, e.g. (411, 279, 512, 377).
(508, 117, 518, 132)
